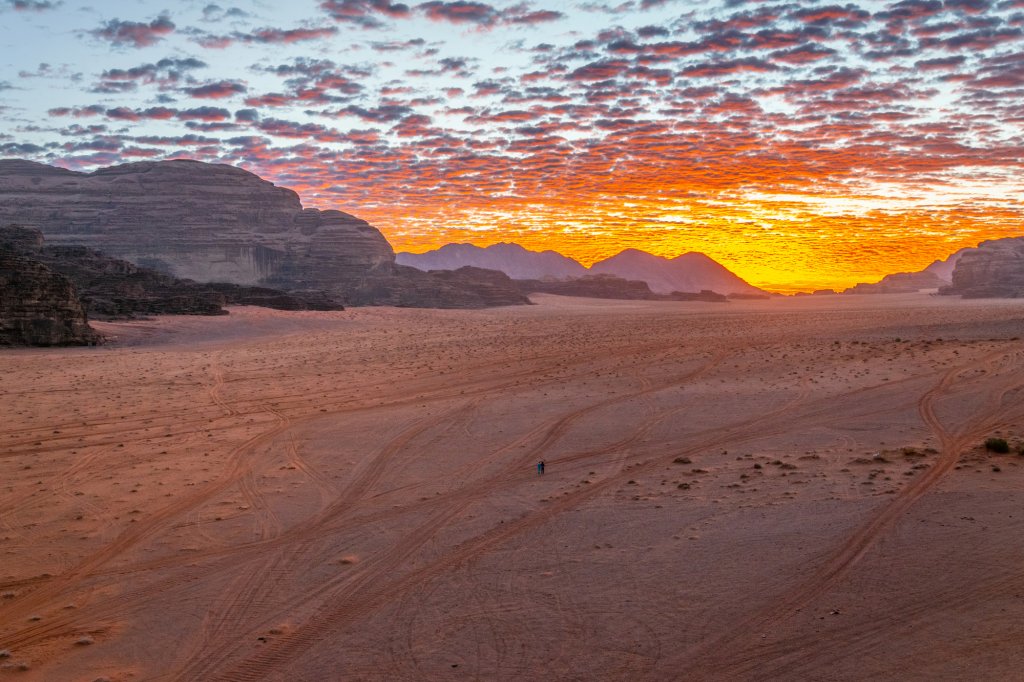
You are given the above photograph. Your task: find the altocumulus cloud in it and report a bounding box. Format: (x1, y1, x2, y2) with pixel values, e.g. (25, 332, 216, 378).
(90, 14, 176, 48)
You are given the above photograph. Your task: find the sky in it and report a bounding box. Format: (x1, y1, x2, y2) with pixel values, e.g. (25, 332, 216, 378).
(1, 0, 1023, 292)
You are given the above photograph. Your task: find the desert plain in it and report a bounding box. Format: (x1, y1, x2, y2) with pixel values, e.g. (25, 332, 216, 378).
(2, 293, 1024, 681)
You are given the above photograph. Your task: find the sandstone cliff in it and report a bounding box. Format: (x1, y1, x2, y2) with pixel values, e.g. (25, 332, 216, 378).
(1, 225, 343, 319)
(940, 237, 1024, 298)
(0, 230, 100, 346)
(0, 159, 530, 308)
(0, 159, 392, 289)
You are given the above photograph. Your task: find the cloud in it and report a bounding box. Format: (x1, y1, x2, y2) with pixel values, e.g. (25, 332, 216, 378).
(184, 80, 247, 98)
(104, 106, 176, 121)
(770, 43, 837, 64)
(502, 7, 565, 25)
(200, 4, 249, 22)
(94, 57, 206, 92)
(90, 14, 175, 48)
(418, 1, 499, 25)
(342, 103, 414, 121)
(196, 25, 338, 48)
(48, 104, 106, 117)
(914, 55, 967, 71)
(4, 0, 62, 10)
(683, 57, 778, 78)
(320, 0, 411, 28)
(176, 106, 232, 121)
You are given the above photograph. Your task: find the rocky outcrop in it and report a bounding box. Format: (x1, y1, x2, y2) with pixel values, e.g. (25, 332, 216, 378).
(344, 265, 531, 308)
(2, 159, 522, 308)
(2, 224, 343, 319)
(398, 243, 587, 280)
(1, 229, 100, 346)
(589, 249, 766, 296)
(940, 237, 1024, 298)
(844, 250, 966, 294)
(516, 274, 654, 299)
(515, 274, 728, 302)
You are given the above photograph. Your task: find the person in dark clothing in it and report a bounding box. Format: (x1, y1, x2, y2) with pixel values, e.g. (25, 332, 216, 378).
(537, 460, 545, 475)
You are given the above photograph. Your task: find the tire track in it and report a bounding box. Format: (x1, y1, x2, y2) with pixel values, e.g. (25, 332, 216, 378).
(676, 347, 1024, 678)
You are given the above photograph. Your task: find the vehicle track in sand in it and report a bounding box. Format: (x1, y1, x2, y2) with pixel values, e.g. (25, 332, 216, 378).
(10, 325, 1017, 679)
(0, 353, 945, 668)
(164, 351, 725, 679)
(173, 355, 816, 681)
(675, 346, 1024, 678)
(0, 342, 935, 666)
(184, 346, 1018, 681)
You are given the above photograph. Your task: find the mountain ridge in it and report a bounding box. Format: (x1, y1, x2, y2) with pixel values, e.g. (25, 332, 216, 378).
(399, 243, 767, 296)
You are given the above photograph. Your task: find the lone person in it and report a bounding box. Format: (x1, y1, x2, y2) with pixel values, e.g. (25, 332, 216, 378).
(537, 460, 545, 475)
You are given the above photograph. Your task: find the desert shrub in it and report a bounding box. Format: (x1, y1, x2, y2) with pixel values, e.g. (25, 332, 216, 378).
(984, 437, 1010, 453)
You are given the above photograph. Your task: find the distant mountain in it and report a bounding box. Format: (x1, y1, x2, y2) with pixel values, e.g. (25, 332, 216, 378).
(397, 242, 587, 280)
(844, 248, 968, 294)
(589, 249, 766, 296)
(400, 243, 767, 296)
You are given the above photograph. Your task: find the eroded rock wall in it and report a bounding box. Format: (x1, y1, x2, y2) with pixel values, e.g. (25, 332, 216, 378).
(942, 237, 1024, 298)
(0, 248, 99, 346)
(0, 159, 394, 290)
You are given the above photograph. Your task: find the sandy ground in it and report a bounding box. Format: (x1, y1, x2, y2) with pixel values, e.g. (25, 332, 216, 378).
(2, 293, 1024, 681)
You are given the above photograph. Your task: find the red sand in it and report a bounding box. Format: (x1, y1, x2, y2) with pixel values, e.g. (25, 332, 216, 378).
(2, 293, 1024, 680)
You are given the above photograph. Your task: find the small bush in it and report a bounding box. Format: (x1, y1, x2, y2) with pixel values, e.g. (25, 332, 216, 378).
(984, 437, 1010, 453)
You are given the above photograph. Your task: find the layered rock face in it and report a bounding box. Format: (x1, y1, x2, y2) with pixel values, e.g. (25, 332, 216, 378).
(1, 228, 99, 346)
(1, 225, 343, 319)
(0, 159, 531, 308)
(0, 159, 392, 291)
(941, 237, 1024, 298)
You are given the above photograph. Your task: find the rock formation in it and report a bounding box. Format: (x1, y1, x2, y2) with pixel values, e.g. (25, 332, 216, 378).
(589, 249, 766, 296)
(398, 243, 587, 280)
(337, 265, 529, 308)
(515, 274, 728, 302)
(1, 224, 343, 320)
(844, 249, 966, 294)
(940, 237, 1024, 298)
(0, 160, 392, 286)
(1, 229, 100, 346)
(401, 242, 765, 298)
(516, 274, 655, 300)
(0, 159, 529, 308)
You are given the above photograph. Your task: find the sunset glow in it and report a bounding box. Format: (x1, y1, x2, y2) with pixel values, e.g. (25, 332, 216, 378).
(2, 0, 1023, 290)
